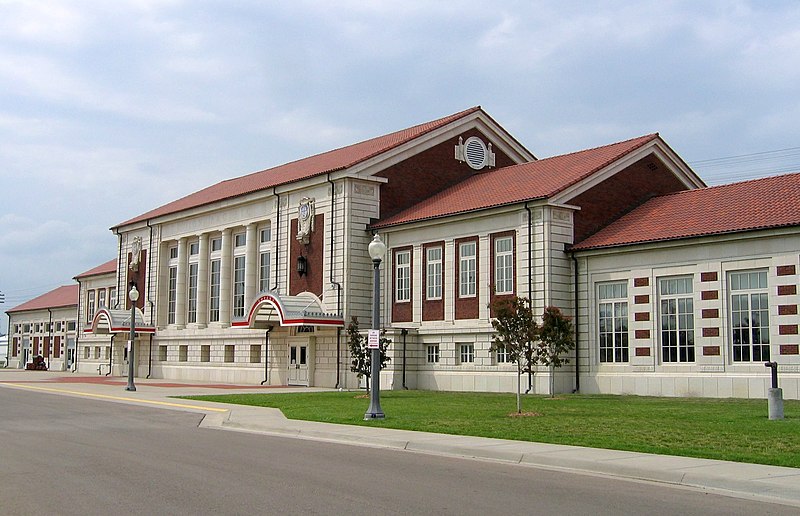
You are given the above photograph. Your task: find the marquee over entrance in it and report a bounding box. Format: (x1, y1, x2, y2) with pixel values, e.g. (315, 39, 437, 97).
(87, 308, 155, 335)
(233, 291, 344, 329)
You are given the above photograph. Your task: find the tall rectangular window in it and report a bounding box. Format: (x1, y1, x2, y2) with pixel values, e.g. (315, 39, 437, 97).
(87, 290, 95, 322)
(730, 270, 770, 362)
(259, 226, 271, 292)
(167, 266, 178, 324)
(494, 236, 514, 294)
(98, 289, 106, 309)
(459, 343, 475, 363)
(209, 259, 221, 322)
(426, 246, 442, 300)
(660, 277, 694, 363)
(459, 242, 477, 297)
(187, 262, 198, 323)
(395, 250, 411, 302)
(109, 287, 116, 308)
(598, 281, 629, 363)
(233, 255, 246, 318)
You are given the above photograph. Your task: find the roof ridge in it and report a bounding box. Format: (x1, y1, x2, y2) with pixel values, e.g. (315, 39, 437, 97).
(542, 133, 659, 161)
(650, 169, 800, 200)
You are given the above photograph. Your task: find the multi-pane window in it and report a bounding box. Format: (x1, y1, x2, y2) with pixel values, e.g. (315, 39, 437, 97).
(211, 237, 222, 252)
(259, 226, 271, 292)
(187, 262, 198, 323)
(660, 277, 695, 363)
(189, 241, 199, 256)
(87, 291, 95, 322)
(494, 236, 514, 294)
(426, 246, 442, 300)
(395, 250, 411, 302)
(167, 266, 178, 324)
(598, 282, 629, 363)
(98, 289, 106, 309)
(169, 246, 178, 259)
(459, 343, 475, 363)
(496, 344, 510, 364)
(426, 344, 440, 363)
(109, 287, 116, 308)
(209, 259, 221, 322)
(233, 234, 246, 318)
(459, 242, 477, 297)
(730, 270, 770, 362)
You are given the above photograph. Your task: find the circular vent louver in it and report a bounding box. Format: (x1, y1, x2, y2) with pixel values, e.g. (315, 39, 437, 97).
(464, 136, 488, 170)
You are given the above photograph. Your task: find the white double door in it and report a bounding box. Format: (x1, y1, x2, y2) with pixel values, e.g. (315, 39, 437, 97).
(287, 339, 312, 386)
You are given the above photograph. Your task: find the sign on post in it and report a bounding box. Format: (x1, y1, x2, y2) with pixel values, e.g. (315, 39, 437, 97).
(367, 329, 380, 349)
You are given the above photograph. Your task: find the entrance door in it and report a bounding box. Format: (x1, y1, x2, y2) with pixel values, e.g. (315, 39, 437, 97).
(287, 344, 308, 385)
(66, 338, 76, 370)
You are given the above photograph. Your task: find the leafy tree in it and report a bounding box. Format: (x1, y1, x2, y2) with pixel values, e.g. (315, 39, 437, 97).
(537, 306, 576, 397)
(347, 316, 391, 392)
(490, 297, 539, 413)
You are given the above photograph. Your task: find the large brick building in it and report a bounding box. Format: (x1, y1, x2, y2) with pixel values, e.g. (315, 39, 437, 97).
(7, 107, 799, 399)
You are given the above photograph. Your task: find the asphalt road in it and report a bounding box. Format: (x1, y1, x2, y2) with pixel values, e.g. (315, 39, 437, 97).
(0, 387, 795, 515)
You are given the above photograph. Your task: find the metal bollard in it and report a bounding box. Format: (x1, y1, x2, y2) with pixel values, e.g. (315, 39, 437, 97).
(764, 362, 784, 420)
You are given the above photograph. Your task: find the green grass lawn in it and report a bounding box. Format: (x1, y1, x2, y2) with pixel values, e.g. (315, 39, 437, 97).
(182, 390, 800, 468)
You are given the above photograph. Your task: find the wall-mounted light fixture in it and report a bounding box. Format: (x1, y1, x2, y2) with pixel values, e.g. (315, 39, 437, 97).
(296, 255, 308, 276)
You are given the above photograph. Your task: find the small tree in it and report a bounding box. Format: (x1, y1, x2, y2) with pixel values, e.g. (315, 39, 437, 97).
(347, 316, 391, 392)
(490, 297, 539, 413)
(538, 306, 576, 397)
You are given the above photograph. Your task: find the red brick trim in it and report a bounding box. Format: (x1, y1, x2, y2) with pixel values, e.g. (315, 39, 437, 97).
(634, 294, 649, 304)
(635, 329, 650, 339)
(777, 265, 796, 276)
(702, 327, 719, 337)
(778, 285, 797, 296)
(634, 277, 649, 287)
(780, 344, 799, 355)
(635, 347, 651, 357)
(703, 346, 720, 356)
(700, 271, 718, 282)
(701, 308, 719, 319)
(778, 304, 798, 316)
(701, 290, 719, 301)
(779, 324, 798, 335)
(634, 312, 650, 322)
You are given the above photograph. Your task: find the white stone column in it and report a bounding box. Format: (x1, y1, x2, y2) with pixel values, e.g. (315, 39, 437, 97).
(175, 237, 188, 328)
(245, 223, 258, 307)
(220, 228, 232, 326)
(196, 233, 209, 328)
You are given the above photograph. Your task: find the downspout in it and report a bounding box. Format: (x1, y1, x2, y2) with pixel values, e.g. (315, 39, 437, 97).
(524, 202, 534, 394)
(261, 326, 273, 385)
(74, 279, 81, 372)
(327, 175, 343, 389)
(571, 253, 580, 393)
(147, 333, 153, 379)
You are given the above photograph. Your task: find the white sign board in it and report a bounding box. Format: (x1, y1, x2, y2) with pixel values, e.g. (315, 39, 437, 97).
(367, 329, 380, 349)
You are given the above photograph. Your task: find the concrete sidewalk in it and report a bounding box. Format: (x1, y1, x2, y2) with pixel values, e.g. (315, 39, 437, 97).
(2, 370, 799, 508)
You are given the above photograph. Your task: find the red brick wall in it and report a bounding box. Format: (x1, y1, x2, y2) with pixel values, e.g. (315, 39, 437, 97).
(289, 215, 324, 296)
(568, 159, 689, 243)
(376, 129, 517, 220)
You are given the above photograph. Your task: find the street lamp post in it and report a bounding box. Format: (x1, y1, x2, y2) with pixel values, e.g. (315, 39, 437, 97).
(364, 234, 386, 420)
(126, 284, 139, 392)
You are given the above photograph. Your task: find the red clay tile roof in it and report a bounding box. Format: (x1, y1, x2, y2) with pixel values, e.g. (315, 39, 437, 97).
(572, 172, 800, 250)
(373, 134, 659, 228)
(115, 107, 483, 228)
(74, 259, 117, 279)
(5, 285, 79, 313)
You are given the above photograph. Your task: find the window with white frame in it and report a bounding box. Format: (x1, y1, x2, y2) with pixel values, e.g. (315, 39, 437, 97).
(98, 289, 106, 309)
(459, 343, 475, 363)
(395, 250, 411, 302)
(233, 233, 246, 318)
(426, 344, 439, 363)
(109, 287, 116, 308)
(259, 226, 271, 292)
(426, 246, 442, 300)
(494, 236, 514, 294)
(729, 270, 770, 362)
(209, 238, 221, 322)
(598, 281, 629, 363)
(87, 290, 95, 322)
(187, 262, 198, 323)
(659, 277, 695, 363)
(496, 344, 510, 364)
(459, 242, 477, 297)
(167, 266, 178, 324)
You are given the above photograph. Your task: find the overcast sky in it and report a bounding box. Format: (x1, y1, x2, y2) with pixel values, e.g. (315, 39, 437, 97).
(2, 0, 800, 332)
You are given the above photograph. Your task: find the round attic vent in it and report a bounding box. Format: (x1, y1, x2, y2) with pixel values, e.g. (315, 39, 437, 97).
(463, 136, 488, 170)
